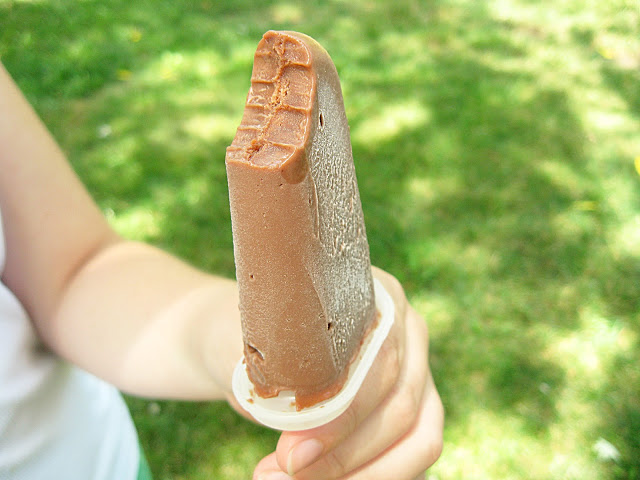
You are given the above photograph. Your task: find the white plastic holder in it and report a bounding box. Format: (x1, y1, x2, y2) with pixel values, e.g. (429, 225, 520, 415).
(232, 278, 395, 431)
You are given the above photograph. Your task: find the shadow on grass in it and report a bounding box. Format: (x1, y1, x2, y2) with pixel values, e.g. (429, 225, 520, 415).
(593, 53, 640, 475)
(595, 252, 640, 479)
(2, 0, 640, 478)
(601, 61, 640, 119)
(354, 55, 586, 434)
(0, 0, 276, 101)
(597, 348, 640, 480)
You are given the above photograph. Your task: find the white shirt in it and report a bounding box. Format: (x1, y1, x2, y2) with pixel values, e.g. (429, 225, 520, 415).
(0, 209, 139, 479)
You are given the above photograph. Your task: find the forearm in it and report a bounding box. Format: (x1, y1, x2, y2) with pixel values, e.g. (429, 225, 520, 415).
(49, 240, 243, 400)
(0, 62, 243, 400)
(0, 62, 114, 324)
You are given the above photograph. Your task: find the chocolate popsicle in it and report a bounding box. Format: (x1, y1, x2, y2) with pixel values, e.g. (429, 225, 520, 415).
(226, 30, 376, 410)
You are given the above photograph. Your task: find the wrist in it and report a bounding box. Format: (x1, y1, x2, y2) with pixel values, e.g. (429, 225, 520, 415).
(197, 277, 243, 398)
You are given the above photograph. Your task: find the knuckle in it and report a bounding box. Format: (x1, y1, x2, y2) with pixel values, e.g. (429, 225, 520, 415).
(433, 437, 444, 463)
(380, 337, 402, 378)
(416, 399, 444, 470)
(413, 311, 429, 338)
(373, 267, 405, 302)
(367, 337, 402, 398)
(386, 272, 403, 295)
(339, 401, 360, 436)
(394, 387, 420, 426)
(420, 436, 444, 469)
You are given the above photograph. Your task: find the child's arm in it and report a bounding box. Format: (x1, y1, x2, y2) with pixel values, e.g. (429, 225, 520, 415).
(0, 63, 242, 401)
(0, 61, 443, 478)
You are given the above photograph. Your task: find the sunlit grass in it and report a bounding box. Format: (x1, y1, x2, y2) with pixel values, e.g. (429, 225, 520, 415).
(352, 100, 431, 145)
(2, 0, 639, 479)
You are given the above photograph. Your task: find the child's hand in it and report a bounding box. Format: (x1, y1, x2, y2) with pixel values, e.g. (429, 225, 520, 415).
(252, 267, 444, 480)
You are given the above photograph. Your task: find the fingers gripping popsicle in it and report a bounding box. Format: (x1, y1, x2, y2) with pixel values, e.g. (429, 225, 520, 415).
(226, 31, 377, 413)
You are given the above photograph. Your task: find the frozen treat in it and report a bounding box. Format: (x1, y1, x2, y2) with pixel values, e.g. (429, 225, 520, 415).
(226, 30, 376, 410)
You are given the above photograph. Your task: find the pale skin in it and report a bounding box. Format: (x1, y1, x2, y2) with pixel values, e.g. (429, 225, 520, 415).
(0, 62, 443, 480)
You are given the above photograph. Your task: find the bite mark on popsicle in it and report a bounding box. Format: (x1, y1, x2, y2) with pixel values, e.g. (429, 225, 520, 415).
(226, 34, 314, 183)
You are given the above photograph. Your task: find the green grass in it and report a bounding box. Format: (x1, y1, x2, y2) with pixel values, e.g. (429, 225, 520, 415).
(2, 0, 640, 479)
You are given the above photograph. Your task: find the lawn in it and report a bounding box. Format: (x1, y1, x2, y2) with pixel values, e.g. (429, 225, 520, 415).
(1, 0, 639, 479)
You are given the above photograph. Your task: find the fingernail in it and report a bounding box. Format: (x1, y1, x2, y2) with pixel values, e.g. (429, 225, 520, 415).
(257, 471, 292, 480)
(287, 438, 324, 475)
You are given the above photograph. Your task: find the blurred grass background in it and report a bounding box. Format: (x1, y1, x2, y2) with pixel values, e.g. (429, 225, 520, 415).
(1, 0, 639, 479)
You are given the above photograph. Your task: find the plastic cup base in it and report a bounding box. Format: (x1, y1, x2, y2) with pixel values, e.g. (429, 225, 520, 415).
(232, 278, 395, 431)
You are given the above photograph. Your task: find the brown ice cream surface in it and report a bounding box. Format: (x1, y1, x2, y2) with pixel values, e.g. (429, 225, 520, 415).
(226, 30, 376, 410)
